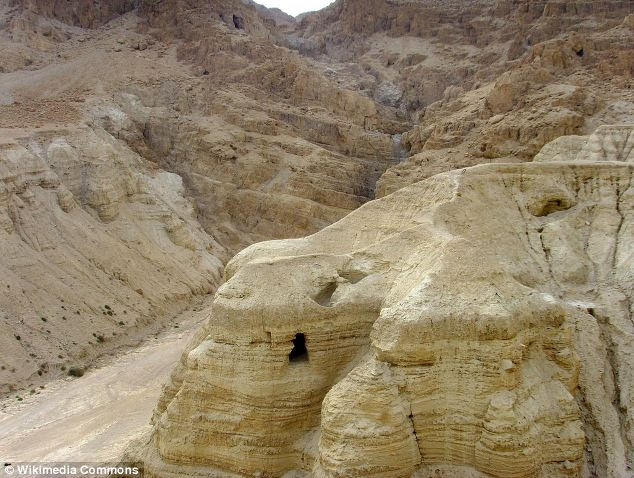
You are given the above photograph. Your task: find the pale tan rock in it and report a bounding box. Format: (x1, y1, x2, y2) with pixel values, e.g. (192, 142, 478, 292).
(318, 358, 421, 477)
(576, 125, 634, 163)
(132, 129, 634, 477)
(0, 129, 224, 393)
(535, 125, 634, 163)
(533, 135, 589, 163)
(2, 1, 634, 474)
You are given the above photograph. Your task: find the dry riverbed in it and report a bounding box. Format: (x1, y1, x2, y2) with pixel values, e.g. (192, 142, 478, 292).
(0, 296, 212, 464)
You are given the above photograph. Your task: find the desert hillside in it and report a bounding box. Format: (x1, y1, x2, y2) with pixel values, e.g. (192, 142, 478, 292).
(0, 0, 633, 477)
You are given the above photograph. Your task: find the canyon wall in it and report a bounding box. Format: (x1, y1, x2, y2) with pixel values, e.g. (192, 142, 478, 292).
(132, 126, 634, 477)
(0, 0, 401, 391)
(288, 0, 634, 195)
(0, 127, 224, 393)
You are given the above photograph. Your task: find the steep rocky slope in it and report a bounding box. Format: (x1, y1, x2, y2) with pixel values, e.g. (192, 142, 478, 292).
(132, 125, 634, 478)
(289, 0, 634, 195)
(2, 0, 634, 475)
(0, 127, 223, 393)
(0, 0, 403, 393)
(12, 0, 137, 28)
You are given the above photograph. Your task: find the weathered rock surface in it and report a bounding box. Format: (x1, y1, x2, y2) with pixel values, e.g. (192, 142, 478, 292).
(131, 126, 634, 477)
(14, 0, 137, 28)
(3, 1, 634, 475)
(535, 124, 634, 163)
(0, 127, 223, 393)
(292, 0, 634, 197)
(0, 0, 400, 393)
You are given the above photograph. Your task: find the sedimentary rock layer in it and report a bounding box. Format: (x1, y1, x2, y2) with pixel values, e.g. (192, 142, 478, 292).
(0, 128, 223, 393)
(133, 126, 634, 477)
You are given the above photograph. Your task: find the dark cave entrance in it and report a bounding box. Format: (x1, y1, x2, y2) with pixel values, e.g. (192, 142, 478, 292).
(576, 48, 584, 57)
(289, 333, 308, 363)
(233, 15, 244, 29)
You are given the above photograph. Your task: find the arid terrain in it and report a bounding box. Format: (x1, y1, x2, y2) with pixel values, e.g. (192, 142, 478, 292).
(0, 297, 211, 464)
(0, 0, 633, 477)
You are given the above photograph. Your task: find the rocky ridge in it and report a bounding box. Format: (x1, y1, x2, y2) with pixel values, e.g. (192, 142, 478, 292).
(0, 0, 403, 392)
(132, 125, 634, 478)
(1, 0, 634, 476)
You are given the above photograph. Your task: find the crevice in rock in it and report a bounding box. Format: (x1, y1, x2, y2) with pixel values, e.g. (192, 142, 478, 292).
(586, 306, 630, 466)
(574, 381, 599, 478)
(407, 413, 418, 443)
(612, 174, 631, 274)
(501, 177, 551, 281)
(313, 281, 338, 307)
(538, 231, 555, 281)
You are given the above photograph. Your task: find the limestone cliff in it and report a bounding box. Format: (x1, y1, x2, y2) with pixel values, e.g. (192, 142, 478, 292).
(131, 126, 634, 477)
(0, 0, 401, 392)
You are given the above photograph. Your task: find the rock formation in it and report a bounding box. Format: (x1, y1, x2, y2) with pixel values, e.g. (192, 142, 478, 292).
(288, 0, 634, 196)
(13, 0, 137, 28)
(2, 0, 634, 476)
(535, 124, 634, 164)
(0, 0, 402, 391)
(0, 127, 224, 393)
(130, 125, 634, 477)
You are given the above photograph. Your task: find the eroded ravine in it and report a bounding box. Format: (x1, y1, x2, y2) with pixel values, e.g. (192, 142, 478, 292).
(1, 1, 634, 477)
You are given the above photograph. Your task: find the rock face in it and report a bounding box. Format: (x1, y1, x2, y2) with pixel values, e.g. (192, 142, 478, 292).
(535, 124, 634, 163)
(289, 0, 634, 197)
(0, 127, 223, 393)
(132, 126, 634, 477)
(0, 0, 400, 392)
(2, 1, 634, 475)
(13, 0, 137, 28)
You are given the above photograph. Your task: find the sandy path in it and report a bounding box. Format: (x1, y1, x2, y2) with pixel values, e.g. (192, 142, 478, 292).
(0, 299, 210, 464)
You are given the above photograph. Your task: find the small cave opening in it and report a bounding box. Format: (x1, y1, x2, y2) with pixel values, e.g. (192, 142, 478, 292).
(540, 198, 567, 215)
(289, 333, 308, 363)
(233, 15, 244, 29)
(576, 48, 584, 57)
(530, 196, 573, 217)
